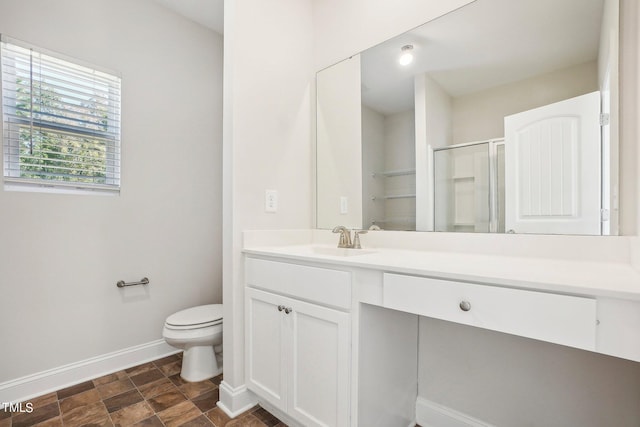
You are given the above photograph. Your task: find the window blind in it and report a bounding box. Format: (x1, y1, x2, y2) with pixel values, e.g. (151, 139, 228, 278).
(1, 36, 121, 192)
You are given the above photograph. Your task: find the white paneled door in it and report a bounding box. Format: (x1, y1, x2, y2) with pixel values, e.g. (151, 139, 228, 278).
(504, 91, 601, 235)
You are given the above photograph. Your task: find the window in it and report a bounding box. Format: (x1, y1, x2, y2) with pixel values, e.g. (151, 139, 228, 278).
(1, 36, 121, 193)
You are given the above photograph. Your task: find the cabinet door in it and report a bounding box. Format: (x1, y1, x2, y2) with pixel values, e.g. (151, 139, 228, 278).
(246, 288, 287, 411)
(288, 298, 350, 427)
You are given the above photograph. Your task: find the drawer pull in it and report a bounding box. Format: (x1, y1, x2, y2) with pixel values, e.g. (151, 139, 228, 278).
(278, 305, 285, 312)
(285, 307, 293, 314)
(459, 301, 472, 312)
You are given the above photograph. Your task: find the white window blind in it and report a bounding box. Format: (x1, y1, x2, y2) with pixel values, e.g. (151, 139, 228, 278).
(1, 36, 121, 193)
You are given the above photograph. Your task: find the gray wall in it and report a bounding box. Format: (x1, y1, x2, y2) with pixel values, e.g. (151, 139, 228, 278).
(419, 317, 640, 426)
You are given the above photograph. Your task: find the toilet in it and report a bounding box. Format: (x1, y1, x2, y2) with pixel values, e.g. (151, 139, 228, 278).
(162, 304, 223, 382)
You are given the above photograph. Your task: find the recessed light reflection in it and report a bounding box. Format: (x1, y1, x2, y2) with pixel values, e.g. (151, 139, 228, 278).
(399, 45, 414, 66)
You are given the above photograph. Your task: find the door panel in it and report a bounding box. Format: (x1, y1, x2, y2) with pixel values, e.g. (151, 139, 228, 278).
(289, 299, 350, 427)
(246, 288, 287, 411)
(504, 91, 601, 235)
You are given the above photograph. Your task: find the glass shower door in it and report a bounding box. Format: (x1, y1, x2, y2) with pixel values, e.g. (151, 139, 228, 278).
(433, 142, 490, 232)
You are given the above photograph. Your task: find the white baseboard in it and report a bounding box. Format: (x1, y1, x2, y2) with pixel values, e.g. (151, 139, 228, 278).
(0, 339, 179, 404)
(416, 397, 496, 427)
(217, 380, 258, 418)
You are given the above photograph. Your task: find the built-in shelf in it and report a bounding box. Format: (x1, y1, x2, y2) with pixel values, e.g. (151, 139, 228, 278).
(371, 168, 416, 230)
(453, 222, 475, 227)
(371, 217, 417, 225)
(373, 169, 416, 178)
(371, 194, 416, 201)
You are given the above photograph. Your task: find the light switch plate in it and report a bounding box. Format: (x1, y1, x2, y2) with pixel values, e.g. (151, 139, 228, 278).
(340, 196, 348, 214)
(265, 190, 278, 213)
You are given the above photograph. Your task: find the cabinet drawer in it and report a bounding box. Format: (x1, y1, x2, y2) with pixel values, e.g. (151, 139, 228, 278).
(383, 273, 596, 350)
(246, 257, 351, 309)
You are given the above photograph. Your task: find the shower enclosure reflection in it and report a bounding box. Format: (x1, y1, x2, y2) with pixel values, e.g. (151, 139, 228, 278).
(434, 140, 504, 233)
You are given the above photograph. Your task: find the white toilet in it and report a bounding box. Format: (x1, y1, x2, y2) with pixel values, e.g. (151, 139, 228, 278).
(162, 304, 223, 382)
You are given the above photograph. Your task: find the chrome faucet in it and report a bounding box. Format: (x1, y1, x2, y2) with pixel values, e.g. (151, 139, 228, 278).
(332, 226, 368, 249)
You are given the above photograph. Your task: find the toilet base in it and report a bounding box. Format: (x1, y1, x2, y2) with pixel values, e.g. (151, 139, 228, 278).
(181, 345, 221, 382)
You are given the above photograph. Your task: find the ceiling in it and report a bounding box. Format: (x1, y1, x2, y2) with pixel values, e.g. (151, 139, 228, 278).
(360, 0, 606, 115)
(153, 0, 607, 116)
(153, 0, 224, 34)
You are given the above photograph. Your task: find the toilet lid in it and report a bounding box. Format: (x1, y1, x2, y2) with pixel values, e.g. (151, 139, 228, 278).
(166, 304, 223, 327)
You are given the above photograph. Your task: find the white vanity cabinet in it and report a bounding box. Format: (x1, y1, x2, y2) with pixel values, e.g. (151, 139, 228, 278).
(245, 257, 352, 427)
(243, 231, 640, 427)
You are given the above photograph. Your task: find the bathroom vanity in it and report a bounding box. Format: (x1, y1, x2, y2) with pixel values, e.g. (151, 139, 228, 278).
(242, 229, 640, 427)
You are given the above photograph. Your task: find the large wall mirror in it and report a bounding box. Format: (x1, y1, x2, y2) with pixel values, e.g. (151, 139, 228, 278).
(316, 0, 620, 235)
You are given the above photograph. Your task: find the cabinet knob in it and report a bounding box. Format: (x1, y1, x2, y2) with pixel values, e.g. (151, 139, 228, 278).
(284, 307, 293, 314)
(459, 300, 471, 312)
(277, 305, 285, 312)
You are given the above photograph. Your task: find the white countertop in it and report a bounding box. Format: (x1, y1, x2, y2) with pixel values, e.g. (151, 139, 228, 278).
(243, 243, 640, 301)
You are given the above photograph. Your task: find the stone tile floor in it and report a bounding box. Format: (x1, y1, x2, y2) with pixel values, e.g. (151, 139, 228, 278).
(0, 354, 286, 426)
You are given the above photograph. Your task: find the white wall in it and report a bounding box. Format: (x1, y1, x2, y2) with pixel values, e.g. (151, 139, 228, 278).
(222, 0, 314, 415)
(419, 318, 640, 427)
(317, 55, 363, 229)
(383, 111, 415, 230)
(451, 61, 598, 144)
(384, 111, 415, 171)
(0, 0, 223, 383)
(362, 106, 385, 228)
(619, 0, 639, 235)
(415, 73, 452, 231)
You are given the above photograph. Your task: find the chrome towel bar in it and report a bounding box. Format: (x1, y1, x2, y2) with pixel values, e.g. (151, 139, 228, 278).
(116, 277, 149, 288)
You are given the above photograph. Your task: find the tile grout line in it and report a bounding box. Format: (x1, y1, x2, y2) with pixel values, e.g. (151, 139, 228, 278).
(144, 358, 172, 427)
(11, 355, 273, 427)
(127, 356, 207, 426)
(56, 394, 61, 426)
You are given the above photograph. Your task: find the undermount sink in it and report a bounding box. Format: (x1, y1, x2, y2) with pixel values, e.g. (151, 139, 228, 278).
(309, 246, 376, 257)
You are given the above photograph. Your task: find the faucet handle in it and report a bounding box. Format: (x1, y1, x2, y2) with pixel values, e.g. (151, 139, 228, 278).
(352, 229, 367, 249)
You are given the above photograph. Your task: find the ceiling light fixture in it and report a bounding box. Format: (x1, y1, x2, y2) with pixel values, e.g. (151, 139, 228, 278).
(399, 44, 414, 66)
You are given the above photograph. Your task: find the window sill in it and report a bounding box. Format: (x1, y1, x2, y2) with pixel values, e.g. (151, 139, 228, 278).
(3, 178, 120, 196)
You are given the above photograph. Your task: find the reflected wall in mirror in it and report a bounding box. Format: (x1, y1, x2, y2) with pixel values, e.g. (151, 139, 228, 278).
(316, 0, 620, 235)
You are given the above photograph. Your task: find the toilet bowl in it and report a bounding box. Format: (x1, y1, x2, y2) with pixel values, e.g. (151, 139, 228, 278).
(162, 304, 223, 382)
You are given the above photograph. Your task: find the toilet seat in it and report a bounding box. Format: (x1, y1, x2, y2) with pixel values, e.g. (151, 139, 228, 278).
(165, 304, 223, 330)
